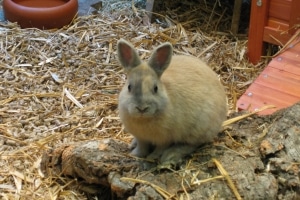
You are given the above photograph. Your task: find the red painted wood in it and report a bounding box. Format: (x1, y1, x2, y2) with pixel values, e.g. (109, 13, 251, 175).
(263, 26, 291, 45)
(269, 0, 291, 21)
(247, 0, 269, 64)
(254, 67, 300, 97)
(248, 0, 300, 64)
(237, 83, 298, 115)
(267, 18, 289, 30)
(289, 0, 300, 34)
(237, 83, 300, 115)
(238, 34, 300, 115)
(270, 61, 300, 76)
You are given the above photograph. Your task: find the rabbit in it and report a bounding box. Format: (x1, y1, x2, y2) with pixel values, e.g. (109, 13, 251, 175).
(117, 39, 227, 166)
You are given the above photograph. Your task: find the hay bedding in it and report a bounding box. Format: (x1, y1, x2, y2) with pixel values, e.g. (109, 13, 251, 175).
(1, 0, 294, 199)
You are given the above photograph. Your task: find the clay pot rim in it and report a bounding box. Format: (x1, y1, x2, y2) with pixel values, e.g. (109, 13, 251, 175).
(6, 0, 75, 11)
(3, 0, 78, 29)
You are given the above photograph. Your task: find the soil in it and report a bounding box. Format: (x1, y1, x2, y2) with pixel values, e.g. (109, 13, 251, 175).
(41, 102, 300, 200)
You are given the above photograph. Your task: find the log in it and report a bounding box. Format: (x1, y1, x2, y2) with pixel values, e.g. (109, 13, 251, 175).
(41, 102, 300, 199)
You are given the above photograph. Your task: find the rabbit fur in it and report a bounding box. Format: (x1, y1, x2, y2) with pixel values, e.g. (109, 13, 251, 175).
(117, 39, 227, 165)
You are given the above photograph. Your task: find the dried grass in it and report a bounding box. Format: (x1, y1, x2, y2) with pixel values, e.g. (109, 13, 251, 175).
(0, 1, 268, 199)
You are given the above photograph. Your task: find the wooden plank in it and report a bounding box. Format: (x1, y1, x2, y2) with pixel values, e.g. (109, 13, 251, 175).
(289, 0, 300, 34)
(255, 68, 300, 98)
(263, 26, 292, 45)
(145, 0, 155, 21)
(270, 39, 300, 73)
(269, 0, 291, 22)
(286, 41, 300, 53)
(240, 82, 300, 106)
(237, 96, 278, 115)
(264, 0, 300, 44)
(284, 50, 300, 60)
(284, 49, 300, 60)
(247, 0, 270, 64)
(282, 44, 300, 58)
(237, 82, 300, 115)
(260, 66, 300, 86)
(239, 33, 300, 115)
(237, 83, 299, 114)
(231, 0, 243, 35)
(269, 61, 300, 76)
(267, 18, 289, 30)
(242, 14, 300, 114)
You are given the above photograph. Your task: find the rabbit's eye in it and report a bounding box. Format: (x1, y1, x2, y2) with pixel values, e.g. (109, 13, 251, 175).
(128, 84, 132, 92)
(153, 85, 158, 93)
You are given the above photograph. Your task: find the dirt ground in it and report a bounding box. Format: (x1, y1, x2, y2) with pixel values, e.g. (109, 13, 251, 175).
(41, 102, 300, 200)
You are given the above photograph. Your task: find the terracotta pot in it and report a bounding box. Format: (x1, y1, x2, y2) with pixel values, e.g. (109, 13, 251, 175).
(3, 0, 78, 29)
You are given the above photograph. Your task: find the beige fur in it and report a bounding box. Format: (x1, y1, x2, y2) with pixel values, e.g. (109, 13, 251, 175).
(117, 39, 227, 165)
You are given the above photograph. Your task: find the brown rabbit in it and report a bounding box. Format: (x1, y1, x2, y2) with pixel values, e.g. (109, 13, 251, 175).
(117, 39, 227, 166)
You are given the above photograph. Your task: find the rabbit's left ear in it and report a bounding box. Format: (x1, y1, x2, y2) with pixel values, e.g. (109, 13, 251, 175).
(148, 42, 173, 77)
(117, 39, 142, 70)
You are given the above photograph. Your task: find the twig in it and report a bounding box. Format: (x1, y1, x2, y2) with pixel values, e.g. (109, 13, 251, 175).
(213, 158, 242, 200)
(222, 105, 276, 127)
(120, 177, 176, 199)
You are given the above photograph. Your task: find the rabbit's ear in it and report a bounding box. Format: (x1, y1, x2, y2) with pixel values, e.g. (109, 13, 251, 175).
(148, 42, 173, 77)
(117, 39, 142, 70)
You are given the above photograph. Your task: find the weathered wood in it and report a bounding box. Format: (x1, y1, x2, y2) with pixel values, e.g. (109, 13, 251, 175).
(41, 102, 300, 199)
(230, 0, 243, 35)
(145, 0, 155, 20)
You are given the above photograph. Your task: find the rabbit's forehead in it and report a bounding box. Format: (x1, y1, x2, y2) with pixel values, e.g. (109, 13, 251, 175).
(129, 71, 157, 86)
(129, 64, 158, 82)
(127, 66, 158, 93)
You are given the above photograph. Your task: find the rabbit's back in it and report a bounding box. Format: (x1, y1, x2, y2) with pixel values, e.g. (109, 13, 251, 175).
(159, 55, 227, 144)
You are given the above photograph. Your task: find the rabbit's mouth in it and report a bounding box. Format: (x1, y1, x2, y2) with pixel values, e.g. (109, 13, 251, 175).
(128, 106, 158, 118)
(132, 110, 155, 118)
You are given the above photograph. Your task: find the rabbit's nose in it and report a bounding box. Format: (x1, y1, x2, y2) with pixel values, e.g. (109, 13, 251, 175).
(136, 106, 149, 113)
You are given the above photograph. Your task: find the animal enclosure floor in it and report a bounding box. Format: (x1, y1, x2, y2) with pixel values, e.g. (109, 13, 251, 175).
(237, 31, 300, 115)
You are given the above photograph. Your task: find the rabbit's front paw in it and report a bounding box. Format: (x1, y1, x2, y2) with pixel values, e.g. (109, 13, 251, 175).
(146, 151, 162, 162)
(160, 151, 183, 167)
(146, 144, 169, 161)
(159, 144, 198, 167)
(130, 146, 148, 158)
(129, 138, 137, 149)
(129, 139, 151, 158)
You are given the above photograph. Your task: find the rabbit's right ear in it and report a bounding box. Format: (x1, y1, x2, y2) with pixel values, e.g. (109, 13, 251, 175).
(117, 39, 142, 70)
